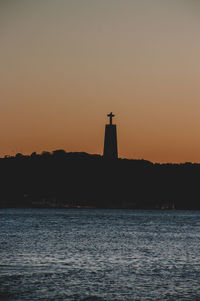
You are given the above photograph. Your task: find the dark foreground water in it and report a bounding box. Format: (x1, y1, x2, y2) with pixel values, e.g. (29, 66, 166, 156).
(1, 209, 200, 301)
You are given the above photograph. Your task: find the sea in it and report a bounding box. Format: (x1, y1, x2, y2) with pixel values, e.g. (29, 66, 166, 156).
(1, 209, 200, 301)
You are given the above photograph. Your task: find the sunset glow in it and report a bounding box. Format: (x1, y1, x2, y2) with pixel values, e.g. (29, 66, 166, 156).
(1, 0, 200, 162)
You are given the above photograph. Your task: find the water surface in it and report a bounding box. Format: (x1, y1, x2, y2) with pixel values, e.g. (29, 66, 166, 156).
(1, 209, 200, 300)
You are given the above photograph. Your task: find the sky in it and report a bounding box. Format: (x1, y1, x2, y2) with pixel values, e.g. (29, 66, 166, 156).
(1, 0, 200, 163)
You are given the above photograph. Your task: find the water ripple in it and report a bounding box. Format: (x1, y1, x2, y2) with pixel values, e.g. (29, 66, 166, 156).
(1, 209, 200, 300)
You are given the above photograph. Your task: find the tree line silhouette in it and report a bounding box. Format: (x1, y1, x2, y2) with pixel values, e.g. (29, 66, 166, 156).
(1, 150, 200, 209)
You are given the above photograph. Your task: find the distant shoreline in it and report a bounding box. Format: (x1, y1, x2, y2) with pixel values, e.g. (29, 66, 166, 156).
(1, 150, 200, 210)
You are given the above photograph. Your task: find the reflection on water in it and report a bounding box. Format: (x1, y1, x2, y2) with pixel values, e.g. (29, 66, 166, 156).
(1, 209, 200, 300)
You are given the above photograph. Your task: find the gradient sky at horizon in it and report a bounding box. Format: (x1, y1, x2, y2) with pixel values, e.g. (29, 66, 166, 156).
(1, 0, 200, 162)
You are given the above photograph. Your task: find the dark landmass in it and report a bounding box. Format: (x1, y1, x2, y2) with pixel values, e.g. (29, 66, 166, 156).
(0, 150, 200, 210)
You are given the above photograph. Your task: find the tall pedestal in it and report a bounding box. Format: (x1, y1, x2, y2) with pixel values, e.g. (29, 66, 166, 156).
(103, 124, 118, 159)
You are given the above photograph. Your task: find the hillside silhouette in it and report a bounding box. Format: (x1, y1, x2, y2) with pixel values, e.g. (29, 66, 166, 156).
(1, 150, 200, 209)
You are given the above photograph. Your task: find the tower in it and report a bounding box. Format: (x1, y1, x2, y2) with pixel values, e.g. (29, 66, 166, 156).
(103, 112, 118, 159)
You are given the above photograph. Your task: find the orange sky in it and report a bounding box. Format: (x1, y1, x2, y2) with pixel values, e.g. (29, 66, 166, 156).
(1, 0, 200, 163)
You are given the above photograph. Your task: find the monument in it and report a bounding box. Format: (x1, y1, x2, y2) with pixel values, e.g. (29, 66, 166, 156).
(103, 112, 118, 159)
